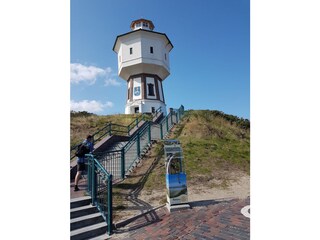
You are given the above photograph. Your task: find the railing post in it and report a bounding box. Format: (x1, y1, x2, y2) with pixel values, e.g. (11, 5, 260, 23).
(107, 174, 113, 235)
(87, 156, 92, 194)
(121, 149, 125, 179)
(166, 116, 169, 132)
(91, 159, 96, 206)
(160, 123, 163, 139)
(170, 111, 173, 125)
(109, 123, 112, 135)
(148, 122, 151, 143)
(137, 132, 141, 157)
(136, 118, 138, 128)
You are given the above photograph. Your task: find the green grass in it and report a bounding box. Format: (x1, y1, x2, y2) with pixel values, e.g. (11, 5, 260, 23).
(71, 109, 250, 190)
(144, 166, 166, 191)
(121, 109, 250, 190)
(175, 110, 250, 185)
(143, 144, 166, 192)
(70, 112, 141, 147)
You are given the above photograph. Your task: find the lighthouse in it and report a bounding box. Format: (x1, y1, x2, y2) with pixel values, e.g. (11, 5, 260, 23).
(113, 19, 173, 115)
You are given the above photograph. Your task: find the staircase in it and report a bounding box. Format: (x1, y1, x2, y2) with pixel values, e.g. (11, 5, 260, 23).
(70, 105, 185, 237)
(70, 196, 109, 240)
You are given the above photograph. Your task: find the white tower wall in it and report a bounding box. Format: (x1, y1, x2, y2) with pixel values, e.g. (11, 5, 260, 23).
(115, 31, 171, 80)
(113, 19, 173, 115)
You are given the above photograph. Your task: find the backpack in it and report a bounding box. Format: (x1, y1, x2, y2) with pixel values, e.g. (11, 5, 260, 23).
(75, 143, 90, 157)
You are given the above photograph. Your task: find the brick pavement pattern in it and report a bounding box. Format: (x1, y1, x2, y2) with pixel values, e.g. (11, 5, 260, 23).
(112, 197, 250, 240)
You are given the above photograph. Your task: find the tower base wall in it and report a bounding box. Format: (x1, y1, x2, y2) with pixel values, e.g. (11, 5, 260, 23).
(125, 100, 166, 115)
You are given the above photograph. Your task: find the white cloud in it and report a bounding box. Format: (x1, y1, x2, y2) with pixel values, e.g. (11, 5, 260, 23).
(104, 78, 121, 87)
(70, 100, 114, 113)
(71, 63, 122, 87)
(104, 101, 114, 108)
(70, 63, 111, 84)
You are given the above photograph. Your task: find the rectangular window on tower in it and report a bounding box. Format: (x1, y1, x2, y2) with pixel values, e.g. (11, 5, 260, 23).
(150, 46, 153, 54)
(130, 47, 133, 55)
(148, 83, 155, 96)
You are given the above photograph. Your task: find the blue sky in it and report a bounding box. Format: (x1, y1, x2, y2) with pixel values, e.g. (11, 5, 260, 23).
(71, 0, 250, 119)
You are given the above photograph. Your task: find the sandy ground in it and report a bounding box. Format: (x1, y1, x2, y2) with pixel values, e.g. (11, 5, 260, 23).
(188, 172, 250, 201)
(139, 172, 250, 206)
(114, 170, 250, 224)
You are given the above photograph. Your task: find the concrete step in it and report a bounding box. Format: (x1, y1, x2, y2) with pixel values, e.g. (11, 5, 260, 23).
(71, 205, 99, 219)
(70, 221, 108, 240)
(71, 196, 92, 209)
(88, 233, 110, 240)
(108, 141, 128, 151)
(71, 212, 105, 231)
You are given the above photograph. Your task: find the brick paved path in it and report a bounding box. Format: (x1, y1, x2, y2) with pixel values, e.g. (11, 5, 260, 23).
(111, 197, 250, 240)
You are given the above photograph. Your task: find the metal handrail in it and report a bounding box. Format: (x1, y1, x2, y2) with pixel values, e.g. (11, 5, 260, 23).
(82, 105, 185, 235)
(86, 154, 113, 235)
(155, 106, 162, 113)
(126, 122, 151, 172)
(127, 114, 147, 133)
(71, 113, 155, 156)
(70, 123, 127, 151)
(123, 121, 150, 152)
(73, 105, 184, 235)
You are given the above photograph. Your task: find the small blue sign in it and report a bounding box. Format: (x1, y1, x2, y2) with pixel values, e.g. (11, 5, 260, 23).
(134, 86, 140, 96)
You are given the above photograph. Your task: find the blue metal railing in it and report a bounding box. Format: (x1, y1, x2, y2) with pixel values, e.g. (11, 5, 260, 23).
(70, 114, 153, 160)
(86, 106, 185, 182)
(81, 105, 185, 235)
(86, 154, 113, 235)
(159, 109, 175, 138)
(92, 122, 151, 180)
(70, 122, 128, 160)
(127, 114, 148, 134)
(123, 121, 151, 176)
(152, 106, 163, 120)
(92, 150, 122, 180)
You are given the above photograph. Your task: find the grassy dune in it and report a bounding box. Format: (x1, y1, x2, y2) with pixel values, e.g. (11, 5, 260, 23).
(142, 110, 250, 191)
(174, 110, 250, 186)
(71, 110, 250, 190)
(70, 111, 139, 147)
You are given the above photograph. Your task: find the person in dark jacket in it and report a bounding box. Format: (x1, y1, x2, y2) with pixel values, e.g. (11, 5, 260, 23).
(74, 135, 94, 191)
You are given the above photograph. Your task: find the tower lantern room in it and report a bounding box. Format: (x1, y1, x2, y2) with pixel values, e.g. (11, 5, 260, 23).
(113, 19, 173, 115)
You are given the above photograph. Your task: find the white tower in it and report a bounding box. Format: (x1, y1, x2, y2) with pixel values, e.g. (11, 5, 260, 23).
(113, 19, 173, 115)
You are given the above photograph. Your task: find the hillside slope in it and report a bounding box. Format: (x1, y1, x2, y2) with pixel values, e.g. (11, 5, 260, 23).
(71, 110, 250, 220)
(113, 110, 250, 220)
(141, 109, 250, 195)
(176, 110, 250, 184)
(70, 110, 250, 183)
(70, 111, 139, 147)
